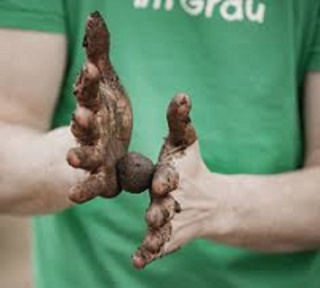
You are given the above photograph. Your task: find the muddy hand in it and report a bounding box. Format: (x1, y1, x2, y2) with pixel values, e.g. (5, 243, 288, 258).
(67, 12, 154, 203)
(132, 93, 198, 269)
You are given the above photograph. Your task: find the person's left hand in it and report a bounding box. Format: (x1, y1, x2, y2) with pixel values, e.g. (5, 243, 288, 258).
(132, 93, 213, 269)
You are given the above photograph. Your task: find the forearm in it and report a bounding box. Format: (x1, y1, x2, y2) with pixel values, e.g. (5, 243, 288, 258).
(202, 165, 320, 252)
(0, 122, 83, 216)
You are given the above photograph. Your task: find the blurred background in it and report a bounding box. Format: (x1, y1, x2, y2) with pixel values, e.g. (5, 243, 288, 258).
(0, 217, 32, 288)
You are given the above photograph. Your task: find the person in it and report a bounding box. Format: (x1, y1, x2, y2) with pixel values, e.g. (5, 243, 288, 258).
(0, 0, 320, 287)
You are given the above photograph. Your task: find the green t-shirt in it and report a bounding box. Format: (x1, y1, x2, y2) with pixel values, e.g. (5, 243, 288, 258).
(1, 0, 320, 287)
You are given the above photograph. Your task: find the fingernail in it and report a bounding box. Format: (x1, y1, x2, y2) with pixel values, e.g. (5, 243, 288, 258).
(67, 150, 82, 168)
(132, 255, 146, 270)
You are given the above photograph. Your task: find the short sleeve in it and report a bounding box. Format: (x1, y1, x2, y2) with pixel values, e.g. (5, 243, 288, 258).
(0, 0, 66, 34)
(307, 8, 320, 71)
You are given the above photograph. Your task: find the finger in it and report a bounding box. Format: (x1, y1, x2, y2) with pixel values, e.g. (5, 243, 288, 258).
(142, 223, 172, 253)
(69, 172, 106, 203)
(73, 106, 94, 129)
(132, 223, 172, 270)
(100, 168, 122, 199)
(67, 146, 101, 171)
(84, 11, 110, 69)
(132, 247, 155, 270)
(71, 106, 99, 145)
(146, 195, 181, 228)
(167, 93, 197, 148)
(73, 62, 101, 112)
(152, 163, 179, 196)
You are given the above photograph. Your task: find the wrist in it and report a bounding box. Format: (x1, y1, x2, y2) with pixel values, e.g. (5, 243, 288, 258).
(13, 127, 83, 215)
(35, 127, 84, 213)
(198, 171, 239, 242)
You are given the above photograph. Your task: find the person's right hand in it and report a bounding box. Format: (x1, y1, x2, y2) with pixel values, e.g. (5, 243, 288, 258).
(67, 12, 154, 204)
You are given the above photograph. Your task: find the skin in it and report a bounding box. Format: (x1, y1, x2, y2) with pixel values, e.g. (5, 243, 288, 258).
(0, 28, 69, 288)
(0, 10, 320, 276)
(132, 93, 198, 268)
(132, 73, 320, 269)
(67, 12, 155, 203)
(0, 28, 75, 215)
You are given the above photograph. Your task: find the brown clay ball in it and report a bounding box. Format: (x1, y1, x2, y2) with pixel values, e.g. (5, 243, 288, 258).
(116, 152, 155, 194)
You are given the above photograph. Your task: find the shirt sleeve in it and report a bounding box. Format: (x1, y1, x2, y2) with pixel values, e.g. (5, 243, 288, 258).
(307, 7, 320, 71)
(0, 0, 66, 34)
